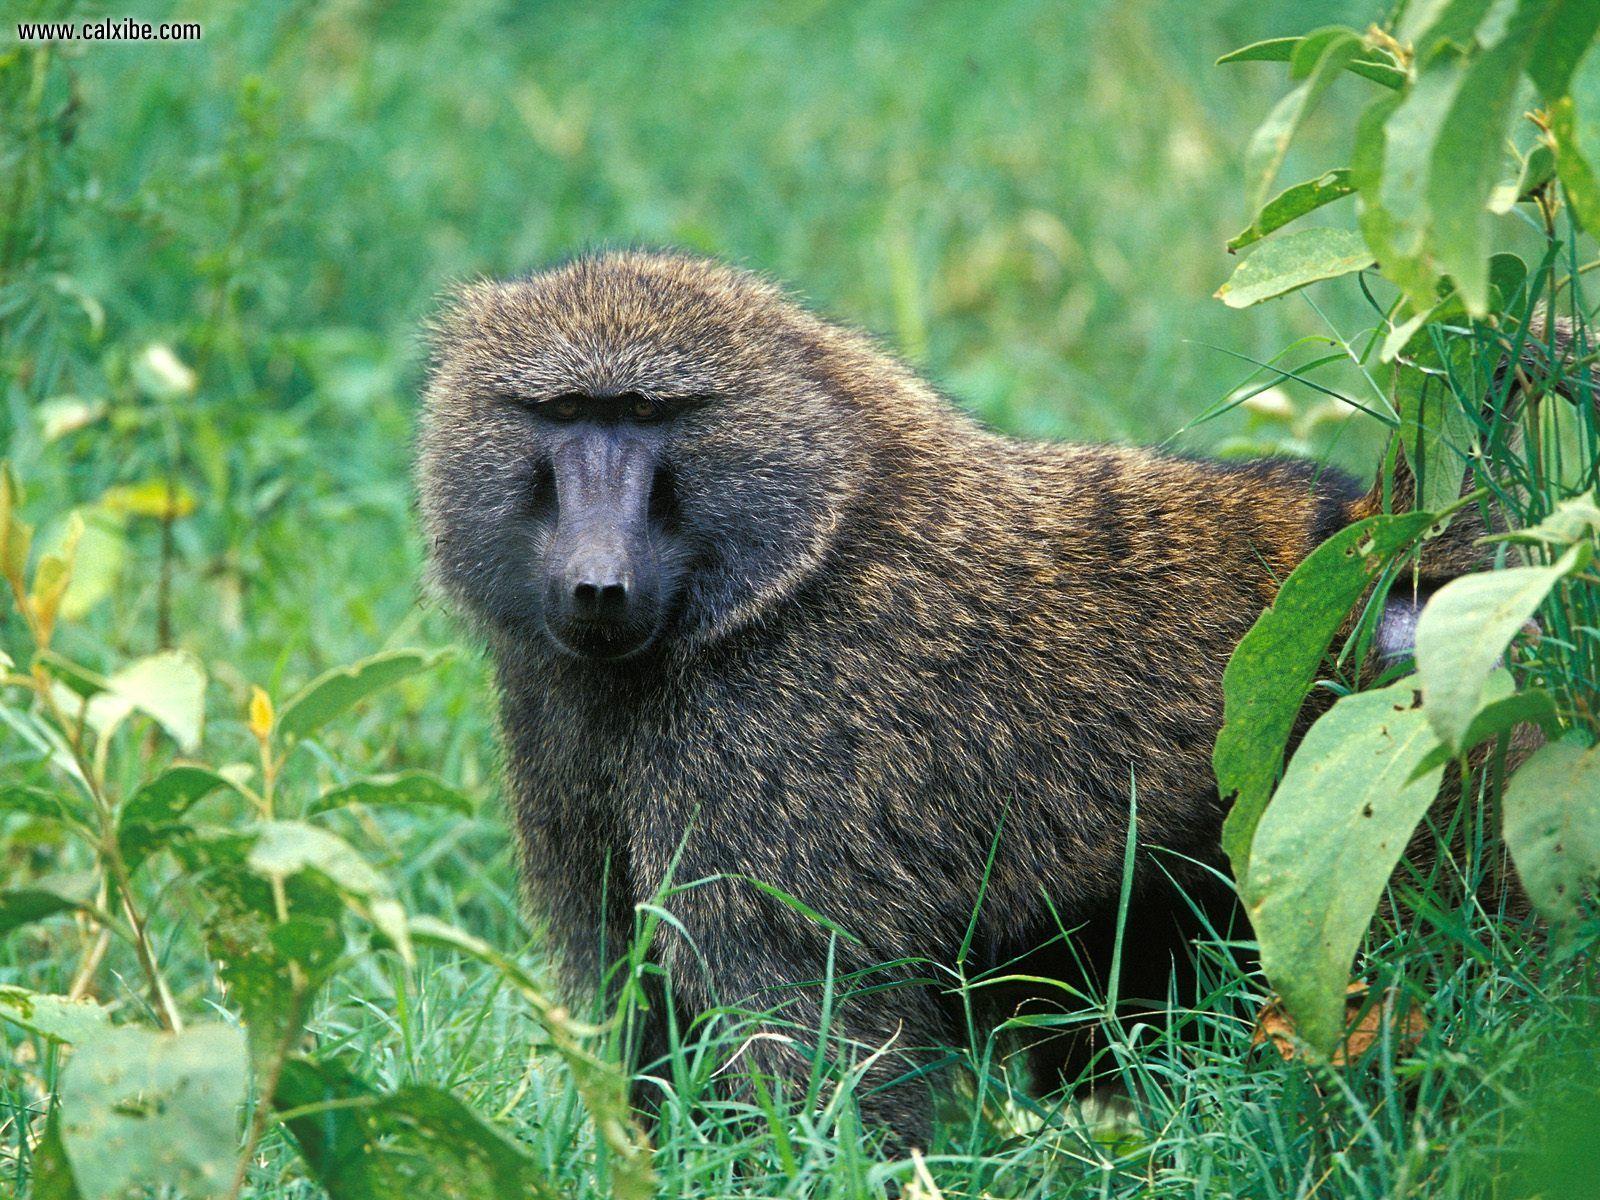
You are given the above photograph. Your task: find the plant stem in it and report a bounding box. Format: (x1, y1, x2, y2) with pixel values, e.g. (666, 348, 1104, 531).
(157, 492, 175, 650)
(66, 925, 111, 1001)
(36, 675, 185, 1032)
(226, 987, 307, 1200)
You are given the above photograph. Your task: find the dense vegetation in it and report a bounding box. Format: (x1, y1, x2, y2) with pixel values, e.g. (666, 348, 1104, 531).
(2, 1, 1597, 1197)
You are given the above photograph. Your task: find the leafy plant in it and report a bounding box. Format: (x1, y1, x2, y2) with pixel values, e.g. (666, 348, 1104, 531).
(0, 469, 652, 1198)
(1214, 1, 1600, 1057)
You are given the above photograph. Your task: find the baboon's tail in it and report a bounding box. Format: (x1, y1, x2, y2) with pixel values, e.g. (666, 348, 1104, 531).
(1347, 313, 1590, 584)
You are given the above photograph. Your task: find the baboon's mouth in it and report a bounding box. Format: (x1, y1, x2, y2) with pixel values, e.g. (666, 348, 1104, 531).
(541, 614, 665, 663)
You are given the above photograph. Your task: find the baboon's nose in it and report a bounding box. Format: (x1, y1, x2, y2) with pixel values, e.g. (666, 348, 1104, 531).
(571, 576, 630, 621)
(562, 541, 637, 624)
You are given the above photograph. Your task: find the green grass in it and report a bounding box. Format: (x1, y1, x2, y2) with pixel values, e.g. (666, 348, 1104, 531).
(4, 0, 1600, 1196)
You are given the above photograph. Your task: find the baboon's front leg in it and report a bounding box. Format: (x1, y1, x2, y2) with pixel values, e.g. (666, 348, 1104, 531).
(656, 882, 954, 1151)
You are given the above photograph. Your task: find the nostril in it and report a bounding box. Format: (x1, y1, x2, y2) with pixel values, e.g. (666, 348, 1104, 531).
(570, 577, 629, 619)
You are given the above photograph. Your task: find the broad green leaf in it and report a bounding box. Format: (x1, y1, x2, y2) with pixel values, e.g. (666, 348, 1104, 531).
(120, 765, 236, 871)
(1382, 296, 1451, 362)
(57, 511, 125, 621)
(170, 829, 257, 875)
(58, 1023, 247, 1200)
(1215, 227, 1375, 309)
(0, 986, 110, 1044)
(0, 886, 85, 936)
(1415, 543, 1590, 751)
(247, 820, 412, 961)
(37, 510, 125, 625)
(207, 911, 343, 1071)
(1287, 27, 1363, 79)
(34, 650, 109, 700)
(1491, 144, 1557, 212)
(0, 467, 33, 593)
(30, 512, 80, 642)
(277, 649, 440, 742)
(87, 650, 206, 752)
(1525, 0, 1600, 103)
(1487, 250, 1529, 308)
(249, 820, 389, 894)
(307, 771, 474, 817)
(1552, 97, 1600, 233)
(1352, 88, 1412, 290)
(1501, 491, 1600, 546)
(1217, 36, 1406, 88)
(1394, 354, 1476, 511)
(1228, 169, 1356, 251)
(1243, 34, 1363, 214)
(1401, 0, 1495, 54)
(31, 1112, 85, 1200)
(1408, 683, 1562, 780)
(1518, 142, 1558, 198)
(1427, 6, 1540, 315)
(1502, 735, 1600, 919)
(1217, 511, 1438, 880)
(1365, 62, 1470, 306)
(0, 784, 75, 823)
(122, 764, 234, 829)
(276, 1054, 559, 1200)
(1245, 680, 1446, 1057)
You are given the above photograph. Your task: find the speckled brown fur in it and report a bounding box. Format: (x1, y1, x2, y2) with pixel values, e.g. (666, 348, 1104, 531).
(417, 252, 1422, 1146)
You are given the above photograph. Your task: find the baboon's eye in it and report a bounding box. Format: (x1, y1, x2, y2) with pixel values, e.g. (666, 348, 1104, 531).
(544, 395, 582, 421)
(629, 395, 664, 422)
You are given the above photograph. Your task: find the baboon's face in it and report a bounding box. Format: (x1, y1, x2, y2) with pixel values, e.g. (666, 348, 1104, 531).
(419, 256, 866, 662)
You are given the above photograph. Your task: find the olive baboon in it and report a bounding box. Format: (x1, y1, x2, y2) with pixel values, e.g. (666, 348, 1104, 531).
(416, 251, 1470, 1146)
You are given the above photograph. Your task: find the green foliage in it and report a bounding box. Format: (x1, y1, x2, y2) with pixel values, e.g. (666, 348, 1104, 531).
(51, 1024, 249, 1200)
(1415, 539, 1591, 751)
(1216, 0, 1600, 1059)
(1227, 169, 1356, 251)
(1501, 735, 1600, 919)
(119, 765, 236, 871)
(1244, 680, 1447, 1054)
(1216, 36, 1407, 89)
(276, 1055, 557, 1200)
(87, 649, 207, 752)
(0, 478, 648, 1196)
(1216, 510, 1437, 880)
(1219, 0, 1600, 314)
(0, 985, 108, 1046)
(1242, 32, 1367, 217)
(1214, 226, 1375, 307)
(306, 771, 474, 818)
(277, 651, 444, 743)
(0, 879, 90, 937)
